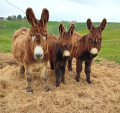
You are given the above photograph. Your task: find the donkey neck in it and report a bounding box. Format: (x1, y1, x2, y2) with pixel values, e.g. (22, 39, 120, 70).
(55, 44, 68, 62)
(79, 34, 89, 51)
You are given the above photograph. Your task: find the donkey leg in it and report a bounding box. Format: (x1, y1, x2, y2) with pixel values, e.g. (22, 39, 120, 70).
(50, 61, 54, 70)
(41, 65, 51, 91)
(67, 58, 72, 71)
(85, 60, 92, 84)
(20, 65, 25, 74)
(25, 66, 33, 93)
(55, 68, 61, 87)
(75, 58, 83, 82)
(61, 66, 65, 84)
(50, 56, 54, 70)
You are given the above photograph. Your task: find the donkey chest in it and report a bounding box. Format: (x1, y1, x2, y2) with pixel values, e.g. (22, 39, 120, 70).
(31, 62, 46, 70)
(80, 52, 96, 61)
(56, 57, 68, 67)
(56, 53, 67, 62)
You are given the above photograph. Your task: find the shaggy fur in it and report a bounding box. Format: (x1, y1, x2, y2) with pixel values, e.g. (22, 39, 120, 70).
(12, 8, 50, 92)
(68, 18, 107, 83)
(48, 24, 75, 87)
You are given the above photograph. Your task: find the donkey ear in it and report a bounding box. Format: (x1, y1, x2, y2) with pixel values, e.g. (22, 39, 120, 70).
(68, 24, 75, 37)
(26, 8, 37, 26)
(39, 8, 49, 27)
(59, 23, 65, 37)
(87, 18, 94, 31)
(99, 18, 107, 31)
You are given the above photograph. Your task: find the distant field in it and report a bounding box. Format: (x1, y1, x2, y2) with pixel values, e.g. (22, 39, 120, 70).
(0, 20, 120, 64)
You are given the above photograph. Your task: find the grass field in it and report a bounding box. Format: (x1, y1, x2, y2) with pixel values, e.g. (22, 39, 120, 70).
(0, 20, 120, 64)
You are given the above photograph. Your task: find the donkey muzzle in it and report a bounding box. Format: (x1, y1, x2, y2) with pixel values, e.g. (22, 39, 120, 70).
(63, 50, 70, 57)
(90, 48, 98, 55)
(34, 46, 44, 59)
(35, 54, 43, 59)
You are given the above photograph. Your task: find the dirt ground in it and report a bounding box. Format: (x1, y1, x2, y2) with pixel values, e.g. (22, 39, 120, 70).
(0, 53, 120, 113)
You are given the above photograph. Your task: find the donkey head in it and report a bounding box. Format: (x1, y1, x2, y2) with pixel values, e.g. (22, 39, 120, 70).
(87, 18, 107, 57)
(59, 23, 75, 58)
(26, 8, 49, 60)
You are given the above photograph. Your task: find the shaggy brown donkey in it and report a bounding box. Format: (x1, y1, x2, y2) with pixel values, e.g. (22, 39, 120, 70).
(68, 18, 107, 83)
(48, 24, 75, 87)
(12, 8, 50, 92)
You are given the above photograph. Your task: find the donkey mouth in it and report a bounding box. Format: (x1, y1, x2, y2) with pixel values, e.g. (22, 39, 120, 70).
(90, 53, 97, 58)
(34, 54, 44, 60)
(63, 56, 70, 59)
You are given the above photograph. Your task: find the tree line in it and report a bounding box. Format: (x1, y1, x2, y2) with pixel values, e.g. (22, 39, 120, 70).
(7, 15, 26, 20)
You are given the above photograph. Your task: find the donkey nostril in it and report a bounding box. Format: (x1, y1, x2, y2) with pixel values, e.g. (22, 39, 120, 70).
(36, 54, 40, 58)
(35, 54, 43, 59)
(40, 54, 43, 58)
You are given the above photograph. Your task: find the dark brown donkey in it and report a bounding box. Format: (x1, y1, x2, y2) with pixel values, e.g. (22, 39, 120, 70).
(68, 18, 107, 83)
(12, 8, 50, 92)
(48, 24, 75, 87)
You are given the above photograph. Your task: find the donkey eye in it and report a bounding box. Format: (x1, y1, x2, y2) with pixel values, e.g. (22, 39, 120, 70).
(65, 45, 68, 49)
(98, 39, 101, 41)
(64, 45, 70, 49)
(31, 36, 35, 41)
(43, 35, 47, 40)
(89, 38, 92, 41)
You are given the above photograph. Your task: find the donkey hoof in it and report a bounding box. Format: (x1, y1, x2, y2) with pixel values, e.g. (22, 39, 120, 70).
(26, 87, 33, 93)
(45, 86, 51, 91)
(87, 81, 92, 84)
(20, 70, 25, 75)
(61, 79, 65, 84)
(62, 81, 65, 84)
(20, 70, 24, 75)
(56, 83, 60, 87)
(75, 76, 80, 82)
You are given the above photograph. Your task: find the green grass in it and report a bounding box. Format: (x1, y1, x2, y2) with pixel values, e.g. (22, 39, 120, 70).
(99, 28, 120, 64)
(0, 20, 120, 64)
(0, 35, 11, 52)
(94, 59, 101, 63)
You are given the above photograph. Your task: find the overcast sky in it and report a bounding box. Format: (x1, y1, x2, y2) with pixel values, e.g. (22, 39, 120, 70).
(0, 0, 120, 22)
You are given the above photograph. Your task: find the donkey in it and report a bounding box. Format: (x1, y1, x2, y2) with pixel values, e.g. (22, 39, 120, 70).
(68, 18, 107, 83)
(12, 8, 50, 92)
(47, 24, 75, 87)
